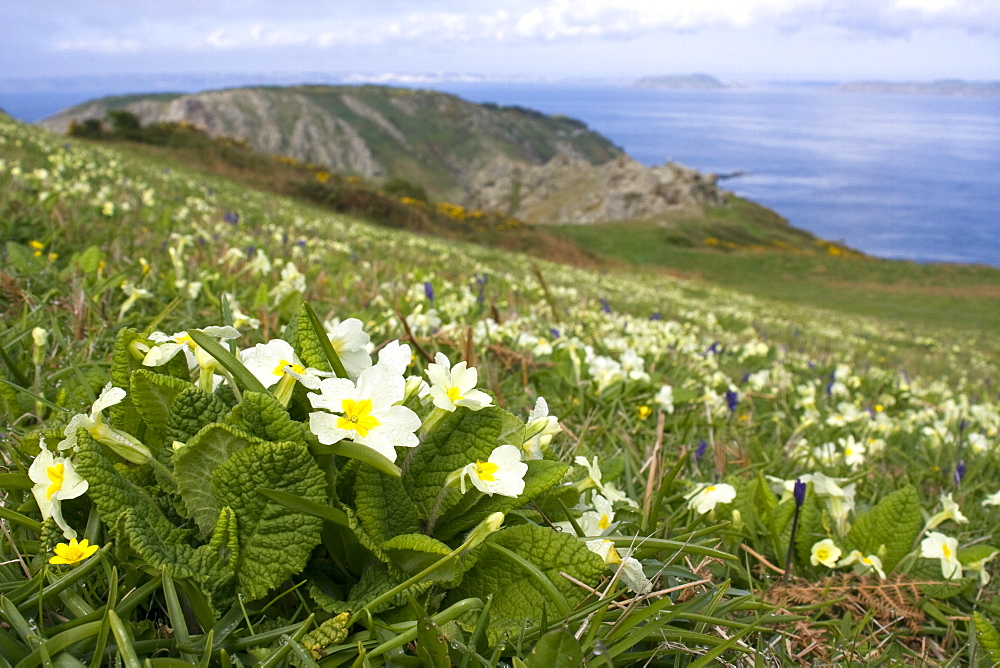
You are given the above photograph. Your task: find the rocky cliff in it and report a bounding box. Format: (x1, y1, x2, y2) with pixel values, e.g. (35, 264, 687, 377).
(39, 84, 729, 224)
(465, 154, 726, 224)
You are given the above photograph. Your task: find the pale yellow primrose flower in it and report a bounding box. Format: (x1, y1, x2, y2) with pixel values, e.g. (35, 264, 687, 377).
(324, 317, 373, 381)
(143, 326, 240, 371)
(920, 532, 963, 579)
(460, 444, 527, 498)
(685, 482, 737, 515)
(29, 444, 89, 539)
(982, 490, 1000, 507)
(57, 383, 151, 464)
(239, 339, 327, 391)
(49, 538, 99, 565)
(584, 540, 652, 595)
(925, 492, 969, 530)
(810, 539, 842, 568)
(573, 455, 638, 508)
(308, 362, 421, 463)
(426, 353, 493, 412)
(837, 550, 887, 579)
(962, 548, 999, 586)
(521, 397, 560, 460)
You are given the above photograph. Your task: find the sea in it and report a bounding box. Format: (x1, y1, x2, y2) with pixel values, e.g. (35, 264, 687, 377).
(2, 78, 998, 267)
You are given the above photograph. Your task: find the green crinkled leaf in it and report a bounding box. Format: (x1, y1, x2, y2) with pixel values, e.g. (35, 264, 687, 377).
(447, 524, 604, 644)
(109, 328, 145, 436)
(174, 423, 261, 535)
(974, 612, 1000, 663)
(212, 440, 326, 600)
(130, 368, 192, 454)
(846, 485, 921, 574)
(354, 464, 419, 545)
(527, 627, 584, 667)
(404, 407, 526, 519)
(284, 304, 333, 373)
(343, 562, 434, 615)
(434, 460, 570, 541)
(380, 533, 473, 584)
(165, 385, 231, 446)
(240, 391, 312, 446)
(209, 506, 240, 569)
(120, 506, 237, 612)
(74, 429, 177, 535)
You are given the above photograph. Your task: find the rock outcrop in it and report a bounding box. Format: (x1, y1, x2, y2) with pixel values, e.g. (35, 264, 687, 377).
(465, 154, 727, 224)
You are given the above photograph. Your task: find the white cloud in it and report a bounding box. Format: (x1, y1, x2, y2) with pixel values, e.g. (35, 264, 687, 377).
(41, 0, 1000, 56)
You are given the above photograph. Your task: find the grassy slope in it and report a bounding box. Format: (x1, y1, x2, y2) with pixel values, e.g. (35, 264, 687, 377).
(553, 215, 1000, 336)
(48, 114, 1000, 343)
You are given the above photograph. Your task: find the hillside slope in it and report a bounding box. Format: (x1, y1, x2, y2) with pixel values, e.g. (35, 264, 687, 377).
(37, 85, 623, 202)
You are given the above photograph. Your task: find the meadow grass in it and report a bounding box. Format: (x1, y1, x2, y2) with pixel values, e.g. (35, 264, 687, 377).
(1, 112, 999, 665)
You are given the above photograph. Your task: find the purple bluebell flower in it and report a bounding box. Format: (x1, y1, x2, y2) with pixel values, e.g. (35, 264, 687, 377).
(297, 240, 306, 247)
(650, 311, 662, 321)
(599, 298, 611, 314)
(725, 389, 739, 412)
(954, 460, 966, 486)
(549, 328, 560, 339)
(959, 419, 969, 433)
(793, 479, 807, 507)
(424, 281, 435, 301)
(695, 440, 708, 462)
(704, 342, 719, 356)
(224, 211, 239, 225)
(247, 245, 256, 257)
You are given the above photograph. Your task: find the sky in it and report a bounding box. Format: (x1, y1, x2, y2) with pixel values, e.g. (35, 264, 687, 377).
(2, 1, 999, 85)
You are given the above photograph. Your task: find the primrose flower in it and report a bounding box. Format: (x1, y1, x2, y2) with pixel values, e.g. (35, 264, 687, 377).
(118, 281, 152, 319)
(961, 547, 999, 586)
(685, 482, 737, 515)
(920, 532, 963, 579)
(29, 445, 89, 539)
(143, 326, 240, 370)
(839, 435, 866, 470)
(308, 364, 421, 463)
(810, 539, 842, 568)
(426, 353, 493, 412)
(240, 339, 327, 391)
(269, 261, 306, 305)
(654, 384, 674, 414)
(838, 550, 887, 579)
(925, 493, 969, 530)
(57, 383, 151, 464)
(573, 456, 638, 508)
(522, 397, 560, 460)
(459, 444, 527, 498)
(579, 493, 615, 536)
(983, 490, 1000, 507)
(324, 318, 373, 380)
(49, 538, 99, 565)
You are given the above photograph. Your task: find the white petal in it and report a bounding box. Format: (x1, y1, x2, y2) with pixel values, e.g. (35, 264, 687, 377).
(92, 384, 126, 414)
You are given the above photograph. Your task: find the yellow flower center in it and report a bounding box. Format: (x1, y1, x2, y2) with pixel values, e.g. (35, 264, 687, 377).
(272, 359, 305, 377)
(337, 399, 380, 438)
(942, 544, 952, 559)
(474, 461, 499, 481)
(29, 240, 45, 250)
(705, 485, 716, 494)
(817, 548, 830, 560)
(447, 386, 463, 403)
(598, 514, 611, 530)
(46, 463, 65, 500)
(176, 333, 196, 348)
(637, 406, 652, 420)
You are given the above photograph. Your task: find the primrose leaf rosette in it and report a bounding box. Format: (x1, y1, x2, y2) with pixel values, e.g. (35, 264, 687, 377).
(447, 524, 604, 644)
(212, 440, 326, 600)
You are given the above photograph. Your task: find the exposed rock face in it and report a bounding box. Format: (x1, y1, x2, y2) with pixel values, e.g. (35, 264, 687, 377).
(37, 85, 622, 201)
(465, 154, 727, 224)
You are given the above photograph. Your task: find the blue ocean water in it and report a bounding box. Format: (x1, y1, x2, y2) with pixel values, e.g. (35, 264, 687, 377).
(2, 81, 998, 267)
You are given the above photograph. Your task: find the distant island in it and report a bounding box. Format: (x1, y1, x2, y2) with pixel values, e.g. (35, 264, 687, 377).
(633, 74, 729, 89)
(836, 79, 1000, 95)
